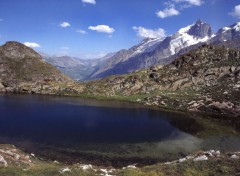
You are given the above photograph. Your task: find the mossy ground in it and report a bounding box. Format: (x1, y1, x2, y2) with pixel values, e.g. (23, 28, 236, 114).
(0, 158, 239, 176)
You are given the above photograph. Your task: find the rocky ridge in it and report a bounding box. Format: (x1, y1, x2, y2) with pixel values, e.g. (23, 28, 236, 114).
(82, 45, 240, 116)
(0, 41, 83, 94)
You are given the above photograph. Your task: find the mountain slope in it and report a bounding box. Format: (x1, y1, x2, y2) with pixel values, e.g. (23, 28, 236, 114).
(0, 41, 77, 94)
(90, 20, 213, 79)
(40, 20, 240, 82)
(209, 22, 240, 48)
(83, 44, 240, 115)
(41, 54, 112, 81)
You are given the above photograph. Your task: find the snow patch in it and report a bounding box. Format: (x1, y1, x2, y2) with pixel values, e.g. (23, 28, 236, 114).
(233, 23, 240, 31)
(169, 32, 209, 55)
(222, 27, 231, 32)
(131, 38, 163, 57)
(178, 24, 194, 34)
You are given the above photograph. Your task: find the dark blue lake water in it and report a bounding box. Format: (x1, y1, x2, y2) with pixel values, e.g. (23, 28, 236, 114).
(0, 94, 239, 167)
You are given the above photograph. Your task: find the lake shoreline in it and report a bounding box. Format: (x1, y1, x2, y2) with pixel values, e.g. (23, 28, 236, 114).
(1, 91, 240, 124)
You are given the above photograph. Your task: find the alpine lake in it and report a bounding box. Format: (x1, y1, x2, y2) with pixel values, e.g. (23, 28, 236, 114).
(0, 94, 239, 167)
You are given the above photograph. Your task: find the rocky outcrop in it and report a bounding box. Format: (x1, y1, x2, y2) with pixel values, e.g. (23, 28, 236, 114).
(187, 19, 212, 38)
(0, 41, 82, 95)
(0, 145, 33, 167)
(83, 45, 240, 116)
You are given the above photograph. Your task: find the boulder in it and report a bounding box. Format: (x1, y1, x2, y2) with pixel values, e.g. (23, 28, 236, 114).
(171, 78, 189, 91)
(149, 72, 159, 79)
(0, 82, 5, 92)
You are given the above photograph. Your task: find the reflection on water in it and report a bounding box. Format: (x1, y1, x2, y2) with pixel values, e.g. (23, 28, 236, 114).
(0, 94, 239, 167)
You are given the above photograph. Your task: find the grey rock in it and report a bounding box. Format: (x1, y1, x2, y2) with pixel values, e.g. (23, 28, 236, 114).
(0, 155, 7, 167)
(188, 19, 212, 38)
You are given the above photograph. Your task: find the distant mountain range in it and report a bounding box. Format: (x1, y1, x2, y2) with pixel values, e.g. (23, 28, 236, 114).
(41, 20, 240, 81)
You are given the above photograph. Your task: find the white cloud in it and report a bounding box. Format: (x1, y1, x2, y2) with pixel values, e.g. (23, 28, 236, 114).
(174, 0, 203, 6)
(24, 42, 41, 48)
(61, 47, 69, 50)
(82, 0, 96, 4)
(229, 5, 240, 18)
(133, 26, 166, 39)
(76, 51, 107, 59)
(76, 29, 87, 34)
(60, 22, 71, 28)
(157, 7, 180, 18)
(88, 25, 115, 34)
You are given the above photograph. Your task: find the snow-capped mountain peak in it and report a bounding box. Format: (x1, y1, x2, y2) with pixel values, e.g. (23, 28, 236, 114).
(169, 20, 212, 55)
(232, 22, 240, 31)
(177, 24, 194, 35)
(42, 20, 240, 81)
(218, 22, 240, 34)
(222, 27, 231, 32)
(131, 37, 165, 57)
(212, 22, 240, 43)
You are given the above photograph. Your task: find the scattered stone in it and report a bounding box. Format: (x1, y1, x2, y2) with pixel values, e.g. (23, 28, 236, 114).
(160, 101, 166, 105)
(100, 169, 108, 173)
(188, 101, 196, 105)
(122, 164, 137, 169)
(136, 99, 141, 102)
(193, 155, 208, 161)
(0, 149, 20, 160)
(234, 84, 240, 88)
(0, 155, 8, 167)
(127, 165, 137, 169)
(192, 103, 200, 107)
(26, 155, 30, 159)
(230, 154, 239, 159)
(204, 150, 220, 157)
(186, 156, 194, 160)
(179, 158, 187, 163)
(230, 66, 236, 73)
(79, 164, 93, 170)
(59, 167, 71, 173)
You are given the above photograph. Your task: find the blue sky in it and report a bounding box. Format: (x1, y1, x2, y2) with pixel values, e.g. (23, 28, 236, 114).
(0, 0, 240, 59)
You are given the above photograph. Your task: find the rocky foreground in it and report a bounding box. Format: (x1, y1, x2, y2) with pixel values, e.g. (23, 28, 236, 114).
(0, 144, 239, 176)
